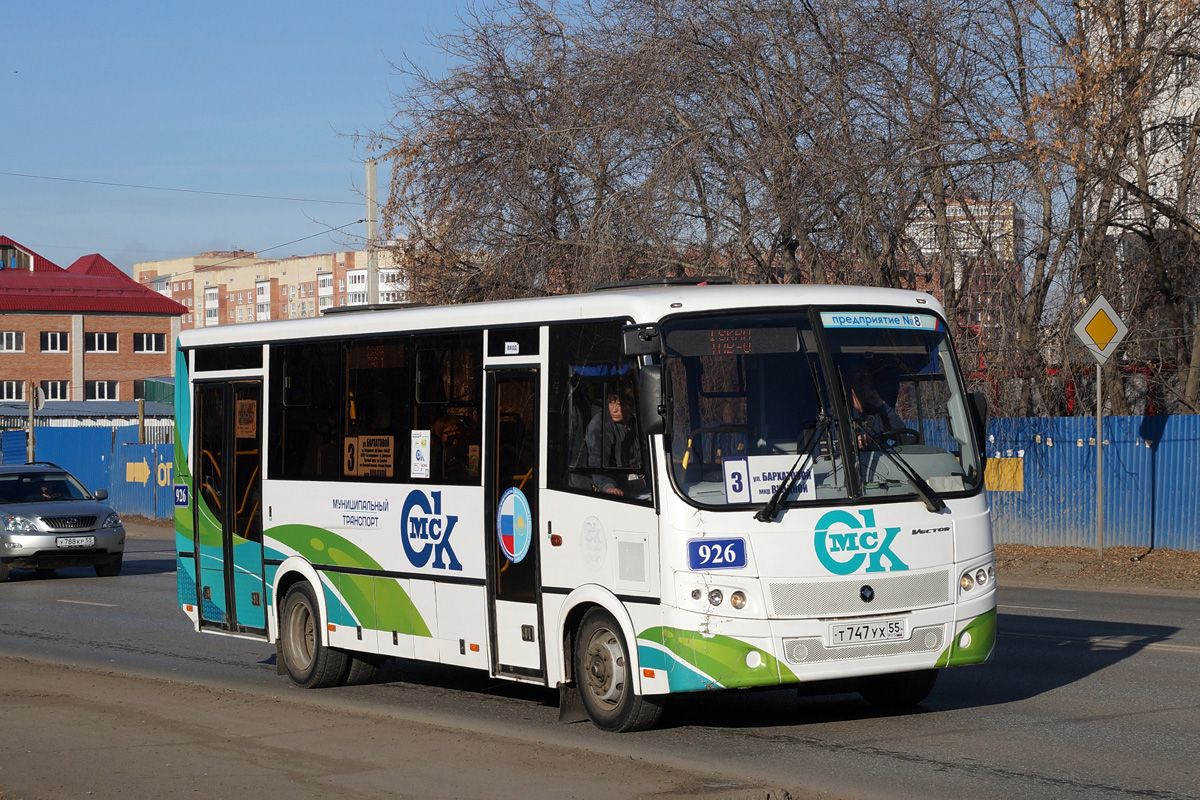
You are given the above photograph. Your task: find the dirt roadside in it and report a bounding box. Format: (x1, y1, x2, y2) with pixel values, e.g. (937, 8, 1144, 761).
(0, 657, 816, 800)
(995, 543, 1200, 596)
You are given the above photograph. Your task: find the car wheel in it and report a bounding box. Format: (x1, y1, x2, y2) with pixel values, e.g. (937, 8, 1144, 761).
(574, 608, 664, 732)
(280, 582, 348, 689)
(94, 555, 123, 578)
(0, 560, 10, 582)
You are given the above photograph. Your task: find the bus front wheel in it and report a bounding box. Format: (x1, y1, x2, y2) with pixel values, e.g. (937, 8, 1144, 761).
(858, 668, 938, 708)
(280, 582, 348, 689)
(574, 609, 663, 732)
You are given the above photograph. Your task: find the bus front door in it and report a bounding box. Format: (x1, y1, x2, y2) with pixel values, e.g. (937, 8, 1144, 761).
(485, 369, 545, 679)
(194, 380, 266, 635)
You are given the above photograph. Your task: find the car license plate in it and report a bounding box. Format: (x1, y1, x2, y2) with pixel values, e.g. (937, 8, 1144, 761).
(56, 536, 95, 548)
(829, 618, 907, 646)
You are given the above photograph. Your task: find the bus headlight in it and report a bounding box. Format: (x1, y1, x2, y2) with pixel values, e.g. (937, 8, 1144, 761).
(708, 589, 723, 606)
(959, 560, 996, 595)
(730, 591, 747, 610)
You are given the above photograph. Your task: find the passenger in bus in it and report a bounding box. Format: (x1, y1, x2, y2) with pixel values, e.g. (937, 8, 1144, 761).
(849, 361, 904, 448)
(433, 412, 478, 481)
(585, 388, 644, 496)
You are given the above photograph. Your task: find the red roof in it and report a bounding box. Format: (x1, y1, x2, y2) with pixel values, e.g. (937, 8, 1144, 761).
(0, 237, 186, 315)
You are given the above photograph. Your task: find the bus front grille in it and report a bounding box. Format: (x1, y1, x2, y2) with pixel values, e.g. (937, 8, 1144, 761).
(783, 625, 945, 664)
(768, 570, 950, 617)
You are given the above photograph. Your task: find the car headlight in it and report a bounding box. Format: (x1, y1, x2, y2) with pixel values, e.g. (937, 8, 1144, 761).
(3, 515, 38, 533)
(102, 512, 122, 529)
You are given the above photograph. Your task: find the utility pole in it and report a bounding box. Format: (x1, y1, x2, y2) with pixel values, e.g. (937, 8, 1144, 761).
(366, 158, 380, 306)
(26, 379, 35, 463)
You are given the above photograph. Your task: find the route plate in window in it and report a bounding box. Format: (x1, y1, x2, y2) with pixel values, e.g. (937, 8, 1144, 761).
(828, 618, 907, 647)
(56, 536, 95, 548)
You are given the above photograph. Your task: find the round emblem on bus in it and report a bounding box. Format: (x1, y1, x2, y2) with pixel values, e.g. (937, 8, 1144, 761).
(859, 585, 875, 603)
(496, 487, 533, 563)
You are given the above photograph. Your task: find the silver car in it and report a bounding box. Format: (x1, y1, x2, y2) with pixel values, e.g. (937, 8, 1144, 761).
(0, 463, 126, 581)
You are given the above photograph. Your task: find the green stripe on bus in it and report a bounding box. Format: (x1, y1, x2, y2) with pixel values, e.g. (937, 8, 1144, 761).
(268, 524, 432, 638)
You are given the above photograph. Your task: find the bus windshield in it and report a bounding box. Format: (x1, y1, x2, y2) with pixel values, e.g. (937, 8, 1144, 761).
(662, 309, 983, 508)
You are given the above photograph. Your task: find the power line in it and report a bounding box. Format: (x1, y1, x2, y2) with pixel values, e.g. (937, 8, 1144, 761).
(0, 170, 363, 206)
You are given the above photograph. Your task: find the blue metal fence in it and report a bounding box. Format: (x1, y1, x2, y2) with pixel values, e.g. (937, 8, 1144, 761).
(987, 415, 1200, 551)
(7, 427, 179, 519)
(0, 430, 26, 465)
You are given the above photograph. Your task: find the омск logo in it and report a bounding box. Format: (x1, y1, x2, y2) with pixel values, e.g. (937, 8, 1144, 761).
(814, 509, 909, 575)
(401, 489, 462, 571)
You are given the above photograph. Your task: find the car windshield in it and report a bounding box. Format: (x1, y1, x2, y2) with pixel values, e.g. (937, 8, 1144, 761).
(662, 309, 983, 508)
(0, 472, 92, 504)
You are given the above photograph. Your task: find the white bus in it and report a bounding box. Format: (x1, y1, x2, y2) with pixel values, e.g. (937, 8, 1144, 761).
(173, 280, 995, 732)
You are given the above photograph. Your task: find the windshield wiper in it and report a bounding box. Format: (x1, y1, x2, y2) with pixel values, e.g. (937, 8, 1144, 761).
(853, 423, 946, 513)
(755, 412, 831, 523)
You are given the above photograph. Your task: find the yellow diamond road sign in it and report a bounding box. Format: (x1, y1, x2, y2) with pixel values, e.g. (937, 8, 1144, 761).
(1073, 294, 1128, 365)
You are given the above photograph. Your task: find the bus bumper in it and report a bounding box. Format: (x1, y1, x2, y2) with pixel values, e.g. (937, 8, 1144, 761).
(636, 592, 995, 693)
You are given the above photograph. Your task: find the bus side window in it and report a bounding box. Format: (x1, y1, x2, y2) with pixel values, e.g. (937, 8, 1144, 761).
(414, 332, 482, 484)
(548, 322, 652, 504)
(270, 342, 341, 481)
(344, 337, 409, 482)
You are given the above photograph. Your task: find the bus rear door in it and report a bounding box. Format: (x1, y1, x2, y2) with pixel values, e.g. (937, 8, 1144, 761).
(194, 380, 267, 635)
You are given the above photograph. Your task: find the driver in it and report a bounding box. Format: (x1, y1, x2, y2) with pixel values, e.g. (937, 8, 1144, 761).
(585, 385, 643, 496)
(849, 361, 904, 449)
(38, 482, 64, 500)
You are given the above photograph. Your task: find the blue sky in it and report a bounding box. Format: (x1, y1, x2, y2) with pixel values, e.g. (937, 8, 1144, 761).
(1, 2, 464, 272)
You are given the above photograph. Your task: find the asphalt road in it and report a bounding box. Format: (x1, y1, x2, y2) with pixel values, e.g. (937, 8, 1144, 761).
(1, 528, 1198, 799)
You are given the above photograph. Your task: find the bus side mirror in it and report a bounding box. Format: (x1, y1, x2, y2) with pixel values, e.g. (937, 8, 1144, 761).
(637, 365, 666, 436)
(969, 391, 988, 469)
(622, 324, 664, 357)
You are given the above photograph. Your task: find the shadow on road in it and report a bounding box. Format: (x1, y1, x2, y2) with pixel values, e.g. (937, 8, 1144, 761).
(936, 612, 1181, 708)
(665, 612, 1181, 729)
(314, 611, 1180, 732)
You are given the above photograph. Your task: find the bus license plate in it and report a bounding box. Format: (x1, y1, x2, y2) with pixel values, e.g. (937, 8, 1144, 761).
(829, 618, 907, 646)
(56, 536, 95, 548)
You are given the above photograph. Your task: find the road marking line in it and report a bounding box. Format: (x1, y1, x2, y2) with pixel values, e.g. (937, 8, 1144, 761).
(57, 600, 117, 608)
(1000, 604, 1078, 613)
(1000, 630, 1200, 654)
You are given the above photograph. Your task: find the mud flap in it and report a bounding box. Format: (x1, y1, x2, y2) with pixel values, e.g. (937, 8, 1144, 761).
(557, 683, 588, 723)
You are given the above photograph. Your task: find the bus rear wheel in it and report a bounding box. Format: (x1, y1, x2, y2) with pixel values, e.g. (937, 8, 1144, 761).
(858, 668, 938, 708)
(280, 583, 347, 689)
(574, 609, 663, 732)
(340, 652, 386, 686)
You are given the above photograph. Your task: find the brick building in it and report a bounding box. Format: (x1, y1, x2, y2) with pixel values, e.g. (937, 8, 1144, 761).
(0, 236, 187, 402)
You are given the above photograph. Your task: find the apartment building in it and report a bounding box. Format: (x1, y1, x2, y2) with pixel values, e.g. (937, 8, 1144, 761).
(0, 236, 187, 402)
(136, 248, 407, 330)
